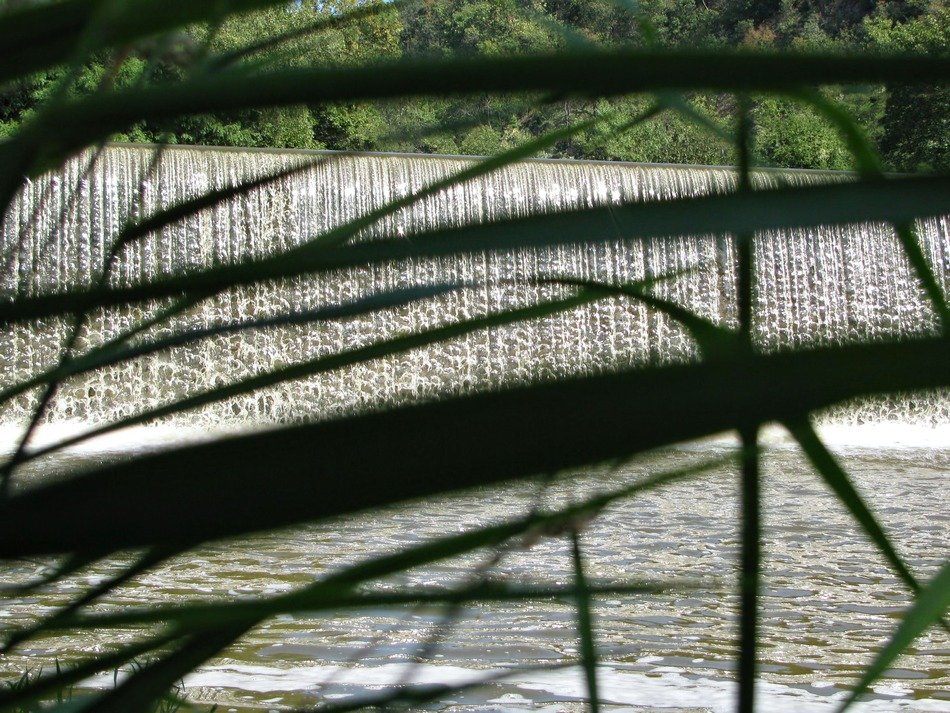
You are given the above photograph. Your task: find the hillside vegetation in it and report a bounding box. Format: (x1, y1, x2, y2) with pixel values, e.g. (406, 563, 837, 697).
(1, 0, 947, 170)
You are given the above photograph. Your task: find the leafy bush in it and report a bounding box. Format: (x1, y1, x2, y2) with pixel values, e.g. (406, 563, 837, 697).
(2, 0, 947, 167)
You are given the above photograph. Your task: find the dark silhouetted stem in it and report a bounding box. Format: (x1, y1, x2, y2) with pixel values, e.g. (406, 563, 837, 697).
(572, 530, 600, 713)
(738, 426, 760, 713)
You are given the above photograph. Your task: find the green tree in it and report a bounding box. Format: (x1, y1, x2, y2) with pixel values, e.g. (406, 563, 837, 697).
(754, 96, 853, 169)
(865, 4, 950, 171)
(402, 0, 556, 56)
(577, 96, 735, 165)
(152, 1, 403, 149)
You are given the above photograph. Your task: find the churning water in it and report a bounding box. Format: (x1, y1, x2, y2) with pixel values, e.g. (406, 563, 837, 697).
(1, 144, 948, 426)
(0, 146, 947, 711)
(1, 441, 948, 712)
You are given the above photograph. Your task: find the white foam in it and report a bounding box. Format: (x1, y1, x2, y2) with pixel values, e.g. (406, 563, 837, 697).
(165, 663, 950, 712)
(0, 422, 264, 459)
(694, 422, 950, 450)
(179, 662, 487, 692)
(810, 422, 950, 450)
(512, 667, 950, 712)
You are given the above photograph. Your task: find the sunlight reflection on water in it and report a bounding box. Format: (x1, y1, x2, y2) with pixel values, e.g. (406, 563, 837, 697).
(0, 427, 947, 711)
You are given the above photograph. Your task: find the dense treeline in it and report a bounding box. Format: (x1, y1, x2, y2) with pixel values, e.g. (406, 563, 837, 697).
(1, 0, 947, 170)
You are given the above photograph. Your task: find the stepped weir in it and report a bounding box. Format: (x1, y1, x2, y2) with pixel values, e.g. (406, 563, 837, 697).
(1, 144, 947, 427)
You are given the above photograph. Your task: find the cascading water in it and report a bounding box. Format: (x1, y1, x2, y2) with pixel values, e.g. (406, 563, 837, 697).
(1, 144, 947, 428)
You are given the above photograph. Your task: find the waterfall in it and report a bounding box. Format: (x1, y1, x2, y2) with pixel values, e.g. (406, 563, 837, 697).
(1, 144, 947, 427)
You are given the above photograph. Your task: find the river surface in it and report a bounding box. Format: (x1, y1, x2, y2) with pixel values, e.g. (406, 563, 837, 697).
(0, 427, 947, 712)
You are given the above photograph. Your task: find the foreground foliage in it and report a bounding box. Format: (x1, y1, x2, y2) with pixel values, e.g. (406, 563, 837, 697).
(0, 0, 947, 712)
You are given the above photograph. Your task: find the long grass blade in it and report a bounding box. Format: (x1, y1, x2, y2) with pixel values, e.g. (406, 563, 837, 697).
(0, 551, 104, 595)
(50, 457, 721, 633)
(4, 173, 949, 323)
(299, 116, 610, 254)
(0, 283, 464, 406)
(0, 0, 287, 83)
(207, 0, 408, 71)
(737, 426, 760, 713)
(4, 51, 950, 185)
(82, 624, 249, 713)
(0, 1, 946, 708)
(784, 420, 942, 608)
(19, 457, 720, 712)
(3, 545, 184, 653)
(893, 221, 950, 330)
(112, 155, 338, 254)
(571, 531, 600, 713)
(789, 89, 949, 328)
(0, 337, 945, 558)
(303, 662, 575, 713)
(56, 580, 688, 632)
(540, 275, 738, 360)
(8, 51, 950, 151)
(837, 560, 950, 712)
(16, 288, 610, 466)
(15, 114, 619, 329)
(735, 96, 754, 344)
(786, 89, 882, 177)
(0, 631, 183, 711)
(735, 101, 760, 713)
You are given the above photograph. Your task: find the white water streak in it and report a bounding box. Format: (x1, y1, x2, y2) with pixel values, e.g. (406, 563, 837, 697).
(2, 146, 947, 426)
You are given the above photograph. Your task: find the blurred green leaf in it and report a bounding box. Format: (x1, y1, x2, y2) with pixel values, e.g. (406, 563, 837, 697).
(0, 631, 183, 712)
(0, 283, 466, 406)
(0, 0, 287, 84)
(838, 560, 950, 712)
(4, 173, 949, 323)
(4, 51, 950, 189)
(572, 532, 600, 713)
(16, 287, 611, 466)
(0, 337, 945, 558)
